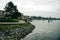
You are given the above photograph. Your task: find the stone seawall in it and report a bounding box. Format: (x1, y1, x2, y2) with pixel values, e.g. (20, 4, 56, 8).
(0, 24, 35, 40)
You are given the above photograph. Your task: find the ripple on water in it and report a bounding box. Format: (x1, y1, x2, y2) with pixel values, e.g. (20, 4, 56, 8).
(21, 20, 60, 40)
(21, 32, 59, 40)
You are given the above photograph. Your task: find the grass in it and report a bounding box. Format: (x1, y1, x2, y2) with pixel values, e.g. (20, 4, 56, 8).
(0, 22, 31, 30)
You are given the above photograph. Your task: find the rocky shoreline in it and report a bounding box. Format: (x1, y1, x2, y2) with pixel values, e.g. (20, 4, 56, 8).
(0, 24, 35, 40)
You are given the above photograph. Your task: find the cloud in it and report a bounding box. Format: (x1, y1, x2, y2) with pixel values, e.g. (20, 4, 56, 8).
(0, 0, 60, 17)
(19, 0, 60, 12)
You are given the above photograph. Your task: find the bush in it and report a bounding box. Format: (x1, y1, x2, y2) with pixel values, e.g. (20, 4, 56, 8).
(0, 18, 19, 22)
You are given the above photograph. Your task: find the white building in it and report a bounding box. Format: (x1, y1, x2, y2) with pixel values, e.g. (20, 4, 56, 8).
(0, 10, 4, 18)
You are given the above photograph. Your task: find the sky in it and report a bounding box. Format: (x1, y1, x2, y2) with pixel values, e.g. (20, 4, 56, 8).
(0, 0, 60, 18)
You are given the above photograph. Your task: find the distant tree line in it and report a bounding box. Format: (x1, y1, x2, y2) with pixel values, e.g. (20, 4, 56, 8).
(30, 16, 60, 20)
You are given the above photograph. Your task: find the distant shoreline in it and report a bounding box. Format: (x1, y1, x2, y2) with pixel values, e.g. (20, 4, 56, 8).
(30, 16, 60, 20)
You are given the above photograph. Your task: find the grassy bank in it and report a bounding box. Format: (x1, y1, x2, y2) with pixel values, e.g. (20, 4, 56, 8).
(0, 22, 31, 30)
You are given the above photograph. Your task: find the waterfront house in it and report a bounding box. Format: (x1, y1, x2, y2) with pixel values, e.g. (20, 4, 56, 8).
(0, 10, 4, 18)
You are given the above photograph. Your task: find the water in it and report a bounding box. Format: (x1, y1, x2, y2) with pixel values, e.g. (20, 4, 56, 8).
(21, 20, 60, 40)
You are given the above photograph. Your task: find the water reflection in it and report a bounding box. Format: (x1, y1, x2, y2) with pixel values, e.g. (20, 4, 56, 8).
(48, 20, 53, 23)
(42, 20, 56, 23)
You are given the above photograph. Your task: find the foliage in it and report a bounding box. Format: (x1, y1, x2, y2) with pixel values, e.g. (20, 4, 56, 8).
(5, 1, 14, 12)
(0, 18, 19, 22)
(22, 22, 31, 26)
(11, 12, 22, 19)
(4, 1, 22, 19)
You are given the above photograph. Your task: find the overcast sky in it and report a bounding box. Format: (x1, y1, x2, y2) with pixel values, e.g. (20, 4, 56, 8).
(0, 0, 60, 18)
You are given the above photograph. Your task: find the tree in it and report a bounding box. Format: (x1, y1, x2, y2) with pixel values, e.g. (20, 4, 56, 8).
(4, 1, 21, 18)
(11, 12, 22, 18)
(5, 1, 14, 13)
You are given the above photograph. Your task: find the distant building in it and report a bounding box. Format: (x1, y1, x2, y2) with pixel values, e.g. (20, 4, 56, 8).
(0, 10, 4, 18)
(19, 13, 24, 19)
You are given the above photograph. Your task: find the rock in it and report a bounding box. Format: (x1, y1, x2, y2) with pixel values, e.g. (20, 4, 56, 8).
(0, 24, 35, 40)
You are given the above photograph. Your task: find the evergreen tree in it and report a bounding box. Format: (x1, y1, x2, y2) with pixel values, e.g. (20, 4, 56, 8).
(4, 1, 21, 18)
(5, 1, 14, 13)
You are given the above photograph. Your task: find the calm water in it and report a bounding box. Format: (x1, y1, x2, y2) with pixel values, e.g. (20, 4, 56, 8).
(21, 20, 60, 40)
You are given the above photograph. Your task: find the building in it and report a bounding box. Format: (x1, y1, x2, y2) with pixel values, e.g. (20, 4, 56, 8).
(0, 10, 4, 18)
